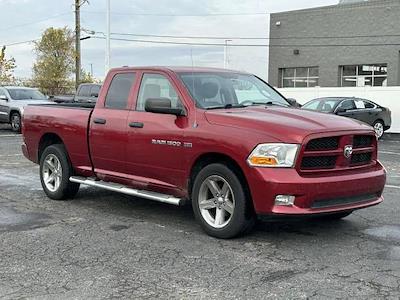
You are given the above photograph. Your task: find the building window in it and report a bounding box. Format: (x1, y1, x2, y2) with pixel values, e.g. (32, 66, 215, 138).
(280, 67, 319, 88)
(340, 64, 387, 87)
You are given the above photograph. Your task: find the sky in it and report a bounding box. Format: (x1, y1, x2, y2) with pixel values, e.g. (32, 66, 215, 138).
(0, 0, 338, 81)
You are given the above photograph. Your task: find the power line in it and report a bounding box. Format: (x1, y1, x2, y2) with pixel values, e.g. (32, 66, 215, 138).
(0, 12, 72, 32)
(91, 36, 400, 48)
(3, 39, 38, 47)
(81, 10, 268, 17)
(110, 32, 400, 40)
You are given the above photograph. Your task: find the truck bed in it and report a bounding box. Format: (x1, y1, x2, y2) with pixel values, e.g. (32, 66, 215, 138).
(23, 104, 94, 175)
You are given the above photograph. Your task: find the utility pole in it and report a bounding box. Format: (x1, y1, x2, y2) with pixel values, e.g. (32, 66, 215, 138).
(223, 39, 232, 69)
(105, 0, 111, 76)
(75, 0, 81, 90)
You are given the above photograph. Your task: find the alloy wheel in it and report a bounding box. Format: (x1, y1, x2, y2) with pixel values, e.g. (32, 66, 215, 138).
(198, 175, 235, 229)
(42, 154, 63, 192)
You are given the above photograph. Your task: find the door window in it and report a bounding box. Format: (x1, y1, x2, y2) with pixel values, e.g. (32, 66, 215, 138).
(78, 85, 91, 97)
(338, 100, 356, 111)
(137, 73, 182, 111)
(105, 73, 136, 109)
(90, 85, 101, 97)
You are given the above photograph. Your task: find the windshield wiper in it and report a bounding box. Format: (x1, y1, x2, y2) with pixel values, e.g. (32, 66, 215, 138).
(207, 104, 246, 110)
(265, 101, 290, 108)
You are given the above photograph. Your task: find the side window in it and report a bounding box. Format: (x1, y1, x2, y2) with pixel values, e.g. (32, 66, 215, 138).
(90, 85, 101, 97)
(354, 100, 366, 109)
(363, 100, 375, 109)
(105, 73, 136, 109)
(78, 85, 91, 97)
(137, 73, 182, 111)
(0, 89, 6, 98)
(338, 100, 356, 111)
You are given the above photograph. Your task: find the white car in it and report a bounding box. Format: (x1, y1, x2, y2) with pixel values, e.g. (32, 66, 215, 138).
(0, 86, 53, 132)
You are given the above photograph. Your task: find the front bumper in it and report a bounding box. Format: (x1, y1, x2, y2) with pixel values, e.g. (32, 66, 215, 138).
(247, 162, 386, 215)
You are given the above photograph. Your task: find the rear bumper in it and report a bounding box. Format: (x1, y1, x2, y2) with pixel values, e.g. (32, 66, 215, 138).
(247, 162, 386, 215)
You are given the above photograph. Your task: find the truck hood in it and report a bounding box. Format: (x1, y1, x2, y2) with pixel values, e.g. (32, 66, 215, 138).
(204, 106, 373, 143)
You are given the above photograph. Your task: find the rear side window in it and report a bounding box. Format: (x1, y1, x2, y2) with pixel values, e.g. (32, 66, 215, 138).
(90, 85, 101, 97)
(105, 73, 136, 109)
(78, 85, 91, 97)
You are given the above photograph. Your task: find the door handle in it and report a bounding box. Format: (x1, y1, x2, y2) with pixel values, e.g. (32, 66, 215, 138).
(129, 122, 144, 128)
(93, 118, 106, 124)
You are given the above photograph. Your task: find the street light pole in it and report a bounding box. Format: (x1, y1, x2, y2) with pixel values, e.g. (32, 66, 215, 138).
(75, 0, 81, 90)
(105, 0, 111, 76)
(224, 39, 232, 69)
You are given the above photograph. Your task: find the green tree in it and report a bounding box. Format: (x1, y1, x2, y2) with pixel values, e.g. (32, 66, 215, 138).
(33, 27, 75, 95)
(0, 46, 16, 85)
(80, 69, 94, 84)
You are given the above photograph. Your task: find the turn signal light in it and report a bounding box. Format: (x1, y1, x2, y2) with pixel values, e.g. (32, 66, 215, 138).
(249, 156, 278, 166)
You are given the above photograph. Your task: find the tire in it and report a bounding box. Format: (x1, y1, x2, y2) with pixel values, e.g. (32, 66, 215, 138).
(373, 120, 384, 139)
(192, 163, 255, 239)
(39, 144, 80, 200)
(10, 112, 21, 133)
(320, 211, 353, 221)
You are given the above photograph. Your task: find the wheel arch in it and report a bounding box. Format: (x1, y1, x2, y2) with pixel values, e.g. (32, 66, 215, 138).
(9, 109, 20, 123)
(188, 152, 255, 215)
(38, 133, 65, 162)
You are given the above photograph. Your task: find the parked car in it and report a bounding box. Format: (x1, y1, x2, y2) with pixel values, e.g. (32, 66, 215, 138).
(52, 84, 102, 104)
(0, 86, 53, 132)
(21, 67, 386, 238)
(301, 97, 391, 139)
(74, 83, 101, 103)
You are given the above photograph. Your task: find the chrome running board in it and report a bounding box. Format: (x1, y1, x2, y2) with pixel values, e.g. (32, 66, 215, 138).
(69, 176, 183, 206)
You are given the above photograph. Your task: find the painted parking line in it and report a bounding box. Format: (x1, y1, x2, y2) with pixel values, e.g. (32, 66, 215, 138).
(386, 185, 400, 190)
(0, 154, 23, 157)
(379, 151, 400, 156)
(0, 134, 21, 137)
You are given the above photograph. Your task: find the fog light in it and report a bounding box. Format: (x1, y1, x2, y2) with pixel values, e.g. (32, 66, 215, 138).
(275, 195, 295, 206)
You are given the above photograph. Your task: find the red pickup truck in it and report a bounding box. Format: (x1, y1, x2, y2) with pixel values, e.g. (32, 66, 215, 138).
(22, 67, 386, 238)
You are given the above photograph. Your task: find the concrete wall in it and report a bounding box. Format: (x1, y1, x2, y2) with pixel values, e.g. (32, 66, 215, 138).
(278, 86, 400, 133)
(269, 0, 400, 87)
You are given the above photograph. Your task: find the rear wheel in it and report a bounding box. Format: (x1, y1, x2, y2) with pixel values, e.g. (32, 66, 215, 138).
(373, 120, 384, 139)
(10, 112, 21, 133)
(40, 144, 80, 200)
(192, 163, 255, 239)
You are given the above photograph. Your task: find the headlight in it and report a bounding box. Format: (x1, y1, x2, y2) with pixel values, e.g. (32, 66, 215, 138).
(247, 143, 299, 168)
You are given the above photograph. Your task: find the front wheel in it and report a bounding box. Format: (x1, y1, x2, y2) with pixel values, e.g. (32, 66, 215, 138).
(10, 112, 21, 133)
(192, 163, 255, 239)
(40, 144, 80, 200)
(373, 120, 384, 139)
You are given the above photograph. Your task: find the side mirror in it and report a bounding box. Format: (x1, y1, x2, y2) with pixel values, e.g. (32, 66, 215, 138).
(0, 95, 8, 101)
(336, 107, 347, 114)
(286, 98, 301, 108)
(145, 98, 186, 116)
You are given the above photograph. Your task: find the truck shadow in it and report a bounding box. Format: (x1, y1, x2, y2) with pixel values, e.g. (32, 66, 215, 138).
(71, 186, 359, 240)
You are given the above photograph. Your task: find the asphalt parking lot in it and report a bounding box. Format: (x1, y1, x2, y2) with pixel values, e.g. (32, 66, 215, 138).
(0, 124, 399, 299)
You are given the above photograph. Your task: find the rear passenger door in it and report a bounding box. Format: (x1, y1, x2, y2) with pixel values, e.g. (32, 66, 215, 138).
(89, 72, 136, 177)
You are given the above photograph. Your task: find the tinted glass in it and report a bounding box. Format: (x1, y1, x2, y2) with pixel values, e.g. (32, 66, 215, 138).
(363, 101, 375, 109)
(342, 65, 357, 76)
(105, 73, 136, 109)
(338, 100, 356, 110)
(78, 85, 91, 97)
(90, 85, 101, 96)
(137, 73, 182, 111)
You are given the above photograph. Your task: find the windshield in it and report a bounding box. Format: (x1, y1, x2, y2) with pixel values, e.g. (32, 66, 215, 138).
(178, 72, 289, 109)
(302, 98, 341, 113)
(7, 89, 47, 100)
